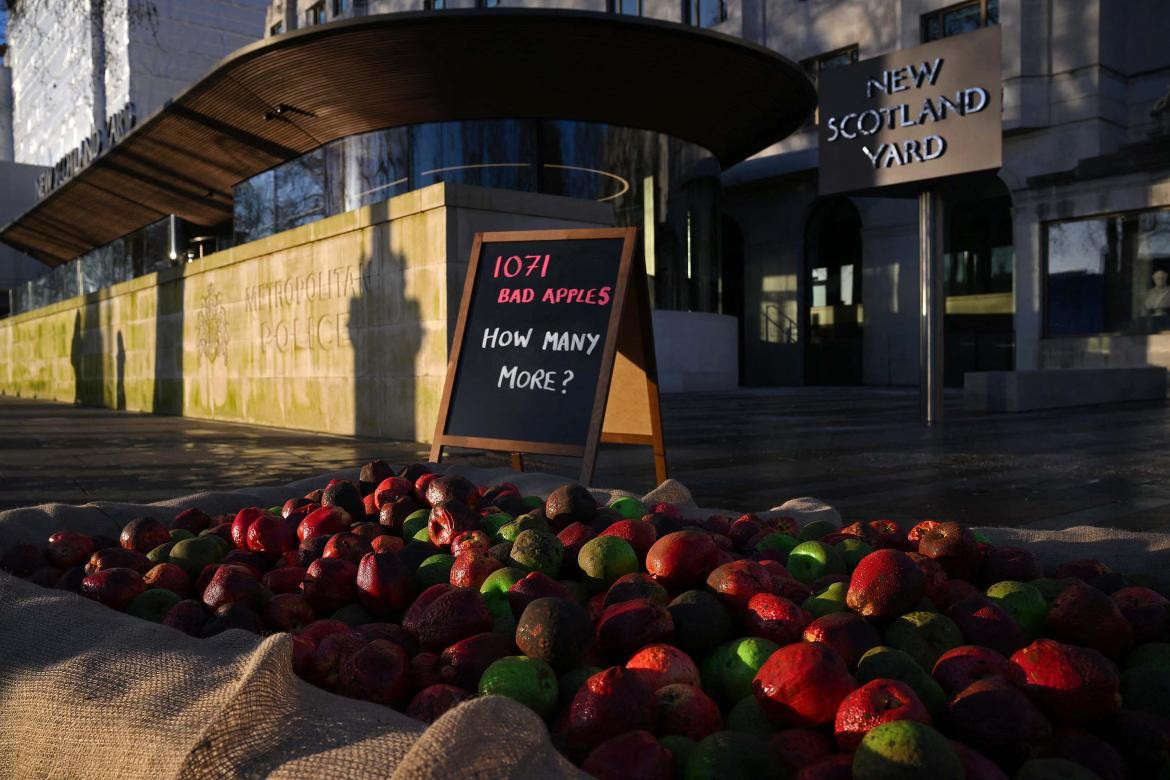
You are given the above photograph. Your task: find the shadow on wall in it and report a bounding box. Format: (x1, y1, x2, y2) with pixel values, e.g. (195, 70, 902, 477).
(116, 331, 126, 411)
(154, 273, 184, 415)
(69, 301, 106, 406)
(349, 199, 424, 443)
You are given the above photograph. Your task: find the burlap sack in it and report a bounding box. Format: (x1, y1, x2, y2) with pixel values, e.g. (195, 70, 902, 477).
(4, 463, 1170, 778)
(0, 465, 595, 780)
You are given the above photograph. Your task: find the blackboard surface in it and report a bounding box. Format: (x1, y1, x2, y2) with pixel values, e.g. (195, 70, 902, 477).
(437, 230, 634, 452)
(442, 235, 627, 446)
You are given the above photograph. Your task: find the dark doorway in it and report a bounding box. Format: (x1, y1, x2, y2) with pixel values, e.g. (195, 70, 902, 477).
(721, 215, 746, 384)
(804, 197, 863, 384)
(941, 178, 1014, 386)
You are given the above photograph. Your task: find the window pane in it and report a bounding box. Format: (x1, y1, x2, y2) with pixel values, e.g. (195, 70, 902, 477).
(840, 264, 854, 305)
(924, 16, 942, 42)
(1046, 218, 1119, 335)
(233, 170, 275, 245)
(820, 50, 855, 70)
(690, 0, 722, 27)
(274, 149, 326, 232)
(943, 4, 982, 38)
(987, 0, 999, 25)
(619, 0, 639, 15)
(1136, 211, 1170, 316)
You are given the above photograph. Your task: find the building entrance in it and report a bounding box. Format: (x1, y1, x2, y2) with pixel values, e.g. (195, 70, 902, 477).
(942, 178, 1014, 385)
(804, 197, 863, 384)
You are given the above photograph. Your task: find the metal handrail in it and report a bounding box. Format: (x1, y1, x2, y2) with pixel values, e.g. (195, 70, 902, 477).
(762, 302, 798, 344)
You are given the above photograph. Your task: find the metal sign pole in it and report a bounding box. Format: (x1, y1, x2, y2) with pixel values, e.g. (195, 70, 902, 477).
(919, 190, 944, 425)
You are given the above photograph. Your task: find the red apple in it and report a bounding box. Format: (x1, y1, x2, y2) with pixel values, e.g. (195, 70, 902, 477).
(745, 592, 811, 645)
(834, 678, 931, 751)
(753, 642, 855, 728)
(356, 551, 415, 618)
(645, 531, 720, 590)
(142, 563, 192, 598)
(46, 531, 96, 569)
(230, 507, 270, 550)
(297, 507, 352, 543)
(302, 557, 358, 614)
(80, 567, 145, 610)
(626, 644, 700, 690)
(1010, 639, 1121, 724)
(120, 517, 171, 555)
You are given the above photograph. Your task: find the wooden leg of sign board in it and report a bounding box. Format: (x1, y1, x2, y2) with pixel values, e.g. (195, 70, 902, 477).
(510, 452, 525, 472)
(638, 268, 669, 485)
(428, 442, 443, 464)
(598, 264, 668, 485)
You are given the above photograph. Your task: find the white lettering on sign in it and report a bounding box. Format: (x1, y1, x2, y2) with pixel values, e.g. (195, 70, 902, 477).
(823, 53, 992, 172)
(482, 327, 534, 349)
(541, 331, 601, 356)
(865, 58, 944, 98)
(861, 135, 947, 169)
(497, 365, 558, 392)
(35, 103, 137, 199)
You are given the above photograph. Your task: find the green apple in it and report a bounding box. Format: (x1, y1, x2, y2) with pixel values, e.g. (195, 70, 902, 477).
(786, 540, 845, 583)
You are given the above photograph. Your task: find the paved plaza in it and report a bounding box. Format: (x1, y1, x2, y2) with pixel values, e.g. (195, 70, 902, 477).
(3, 389, 1169, 532)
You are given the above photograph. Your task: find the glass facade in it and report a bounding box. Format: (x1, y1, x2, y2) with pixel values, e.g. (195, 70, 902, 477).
(1045, 208, 1170, 336)
(944, 195, 1013, 297)
(232, 119, 721, 313)
(9, 216, 219, 315)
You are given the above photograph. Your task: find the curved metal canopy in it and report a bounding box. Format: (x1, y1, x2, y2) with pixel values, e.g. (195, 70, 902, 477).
(3, 9, 815, 265)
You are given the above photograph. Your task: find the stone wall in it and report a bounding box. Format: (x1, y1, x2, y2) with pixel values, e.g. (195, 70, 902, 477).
(0, 183, 612, 441)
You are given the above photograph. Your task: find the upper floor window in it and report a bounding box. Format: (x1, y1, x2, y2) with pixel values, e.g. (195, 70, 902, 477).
(684, 0, 725, 28)
(922, 0, 998, 43)
(424, 0, 446, 9)
(608, 0, 641, 15)
(332, 0, 350, 16)
(478, 0, 501, 7)
(270, 21, 284, 36)
(800, 45, 859, 125)
(304, 1, 326, 26)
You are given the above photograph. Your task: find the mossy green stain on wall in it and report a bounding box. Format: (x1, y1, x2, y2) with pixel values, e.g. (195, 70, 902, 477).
(0, 183, 610, 442)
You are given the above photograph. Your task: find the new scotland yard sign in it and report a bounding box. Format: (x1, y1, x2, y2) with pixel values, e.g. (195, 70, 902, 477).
(818, 26, 1002, 196)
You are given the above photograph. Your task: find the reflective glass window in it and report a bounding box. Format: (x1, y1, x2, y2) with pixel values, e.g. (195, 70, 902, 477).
(686, 0, 725, 27)
(1045, 209, 1170, 336)
(234, 169, 276, 245)
(922, 0, 997, 43)
(274, 149, 326, 233)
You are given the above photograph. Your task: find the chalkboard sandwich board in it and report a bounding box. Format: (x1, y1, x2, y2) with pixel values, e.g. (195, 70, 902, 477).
(430, 227, 666, 485)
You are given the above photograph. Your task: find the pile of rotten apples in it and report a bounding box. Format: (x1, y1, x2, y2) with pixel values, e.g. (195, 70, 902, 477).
(4, 461, 1170, 780)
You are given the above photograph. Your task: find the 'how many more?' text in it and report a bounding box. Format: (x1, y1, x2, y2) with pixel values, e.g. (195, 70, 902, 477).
(481, 327, 601, 356)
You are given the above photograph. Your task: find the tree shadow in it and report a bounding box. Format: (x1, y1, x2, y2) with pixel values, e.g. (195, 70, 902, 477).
(69, 302, 105, 407)
(115, 331, 126, 411)
(349, 200, 424, 444)
(153, 271, 184, 415)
